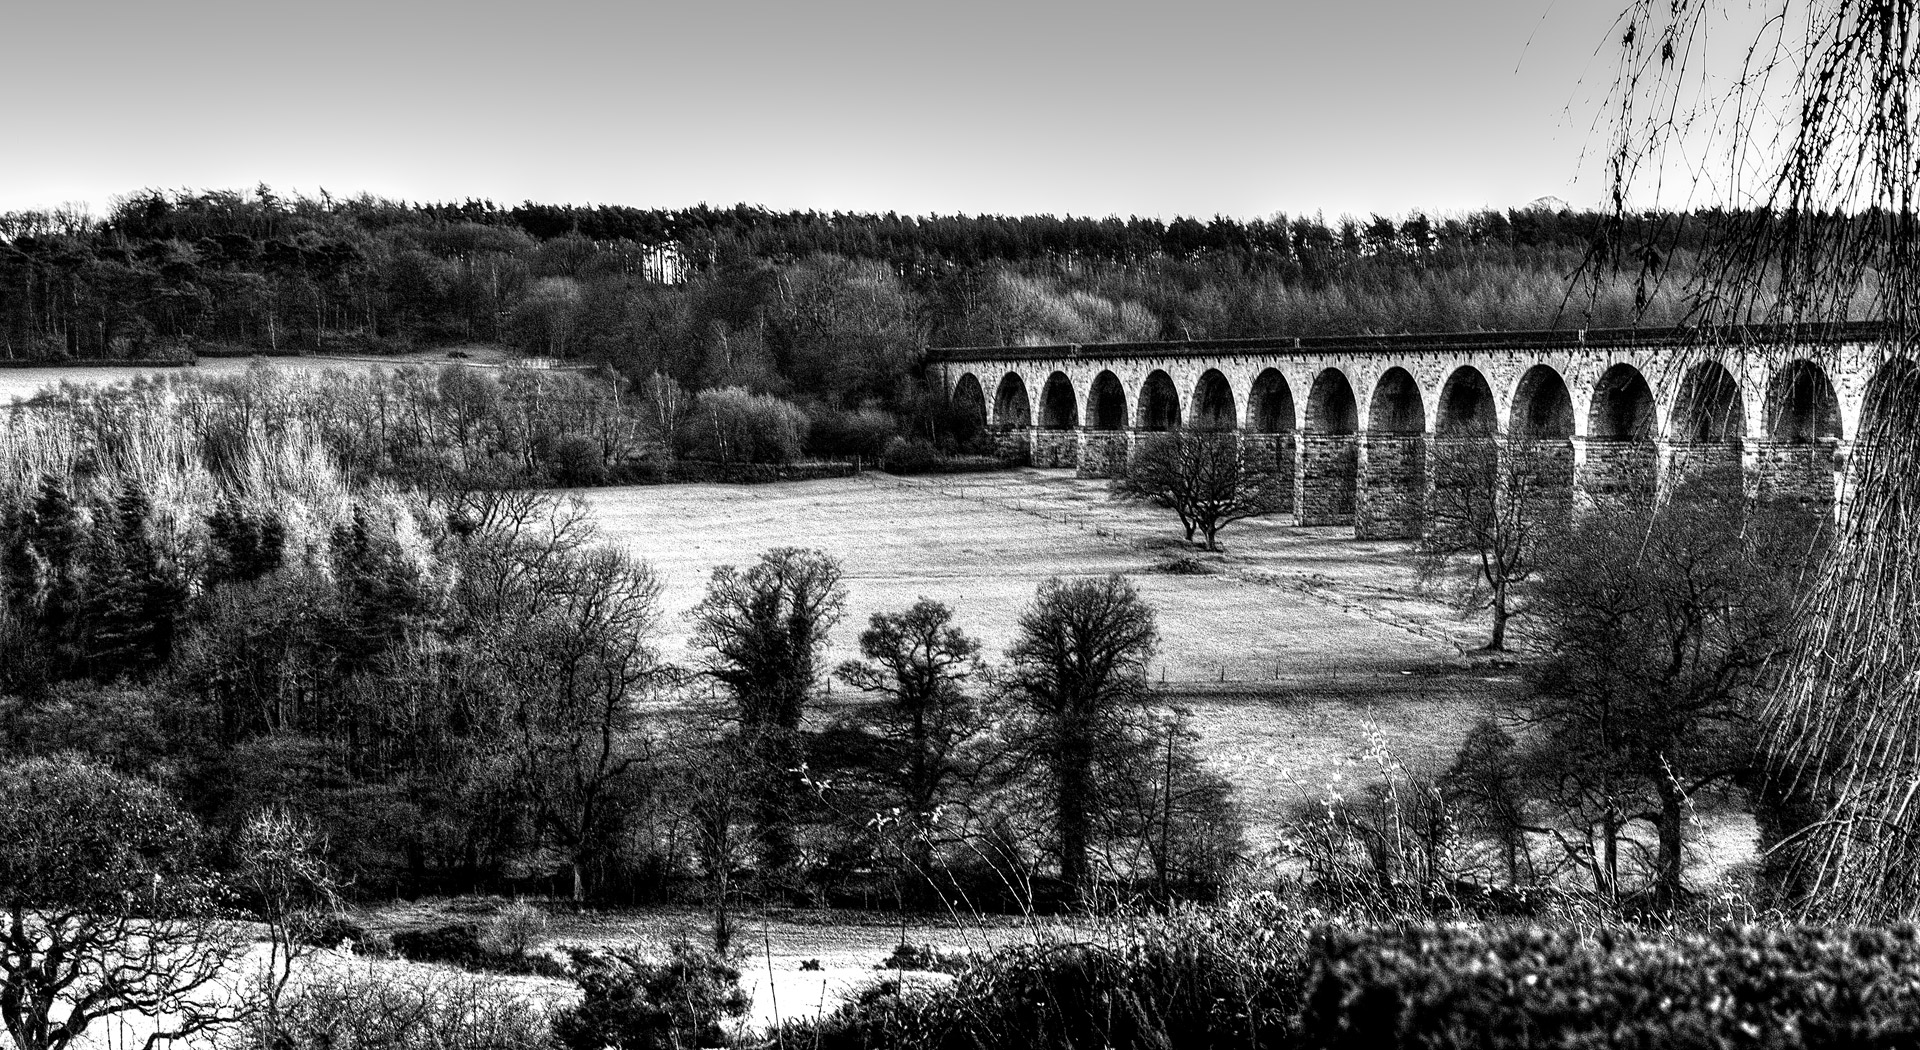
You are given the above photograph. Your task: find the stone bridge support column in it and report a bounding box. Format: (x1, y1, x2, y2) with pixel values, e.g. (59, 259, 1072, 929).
(1298, 432, 1359, 527)
(992, 426, 1033, 465)
(1076, 429, 1131, 478)
(1237, 431, 1298, 515)
(1661, 439, 1743, 497)
(1748, 437, 1840, 512)
(1575, 437, 1659, 512)
(1356, 429, 1430, 540)
(1030, 427, 1079, 469)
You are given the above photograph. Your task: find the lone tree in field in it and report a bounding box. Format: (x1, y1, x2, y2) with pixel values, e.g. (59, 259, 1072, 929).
(0, 757, 244, 1050)
(1416, 432, 1569, 650)
(689, 547, 847, 873)
(1003, 574, 1159, 903)
(834, 598, 991, 880)
(1112, 429, 1289, 551)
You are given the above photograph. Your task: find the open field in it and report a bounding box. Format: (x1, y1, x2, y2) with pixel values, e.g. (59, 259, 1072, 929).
(587, 468, 1515, 841)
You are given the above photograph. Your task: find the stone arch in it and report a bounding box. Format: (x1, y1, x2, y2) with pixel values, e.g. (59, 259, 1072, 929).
(950, 371, 987, 433)
(1305, 368, 1358, 434)
(1765, 360, 1841, 443)
(1436, 366, 1497, 435)
(1861, 357, 1920, 438)
(1249, 368, 1296, 433)
(1511, 364, 1575, 438)
(1584, 363, 1659, 502)
(1248, 368, 1298, 515)
(1507, 364, 1577, 517)
(994, 371, 1032, 428)
(1358, 366, 1427, 538)
(1300, 368, 1359, 526)
(1588, 363, 1657, 441)
(1672, 360, 1746, 442)
(1367, 366, 1426, 433)
(1669, 361, 1745, 490)
(1759, 359, 1843, 508)
(1191, 368, 1237, 431)
(1138, 369, 1182, 431)
(1088, 370, 1128, 430)
(1037, 371, 1078, 429)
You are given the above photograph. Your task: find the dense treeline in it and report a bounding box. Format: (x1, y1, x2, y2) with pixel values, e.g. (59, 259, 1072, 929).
(0, 381, 1236, 910)
(1, 188, 1732, 421)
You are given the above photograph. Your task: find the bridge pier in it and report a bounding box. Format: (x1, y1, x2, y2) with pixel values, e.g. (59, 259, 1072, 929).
(1574, 436, 1660, 511)
(1748, 437, 1840, 512)
(1299, 432, 1359, 527)
(1662, 439, 1744, 496)
(1031, 427, 1079, 469)
(1356, 430, 1429, 539)
(1239, 431, 1298, 515)
(1076, 429, 1130, 478)
(992, 426, 1032, 464)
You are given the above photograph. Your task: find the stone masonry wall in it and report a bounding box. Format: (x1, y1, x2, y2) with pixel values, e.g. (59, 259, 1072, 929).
(1663, 440, 1745, 496)
(992, 427, 1032, 464)
(1577, 439, 1659, 509)
(1240, 433, 1298, 515)
(1030, 428, 1079, 469)
(1750, 440, 1837, 509)
(1356, 434, 1427, 539)
(1299, 434, 1358, 526)
(1077, 430, 1131, 478)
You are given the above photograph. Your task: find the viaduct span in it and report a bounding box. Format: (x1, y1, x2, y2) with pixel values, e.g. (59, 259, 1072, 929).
(928, 323, 1900, 539)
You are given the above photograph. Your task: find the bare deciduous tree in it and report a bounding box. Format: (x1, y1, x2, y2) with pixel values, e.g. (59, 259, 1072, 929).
(1416, 433, 1568, 651)
(0, 757, 244, 1050)
(1112, 429, 1290, 551)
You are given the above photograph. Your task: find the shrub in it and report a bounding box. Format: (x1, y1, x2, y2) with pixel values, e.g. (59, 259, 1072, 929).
(880, 436, 942, 474)
(390, 922, 488, 967)
(1299, 924, 1920, 1050)
(683, 387, 809, 465)
(245, 962, 553, 1050)
(481, 900, 551, 960)
(810, 406, 898, 460)
(553, 941, 750, 1050)
(288, 913, 366, 952)
(784, 896, 1310, 1050)
(877, 942, 971, 975)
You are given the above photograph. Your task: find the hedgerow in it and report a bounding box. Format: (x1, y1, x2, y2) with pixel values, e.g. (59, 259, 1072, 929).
(1301, 923, 1920, 1050)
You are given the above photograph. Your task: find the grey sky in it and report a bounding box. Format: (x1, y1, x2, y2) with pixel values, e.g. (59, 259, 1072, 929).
(3, 0, 1655, 219)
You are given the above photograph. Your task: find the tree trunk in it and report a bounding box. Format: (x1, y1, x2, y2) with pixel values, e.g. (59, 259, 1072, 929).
(1488, 586, 1510, 651)
(1654, 782, 1686, 909)
(1058, 740, 1095, 904)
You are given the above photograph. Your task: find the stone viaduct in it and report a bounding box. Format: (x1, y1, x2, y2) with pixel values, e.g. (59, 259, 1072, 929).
(928, 323, 1902, 539)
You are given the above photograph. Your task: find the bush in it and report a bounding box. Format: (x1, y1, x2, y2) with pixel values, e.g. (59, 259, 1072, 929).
(880, 436, 942, 474)
(481, 900, 551, 959)
(810, 406, 898, 460)
(553, 941, 750, 1050)
(683, 387, 809, 465)
(388, 919, 563, 976)
(288, 913, 366, 952)
(783, 896, 1309, 1050)
(1300, 924, 1920, 1050)
(245, 962, 553, 1050)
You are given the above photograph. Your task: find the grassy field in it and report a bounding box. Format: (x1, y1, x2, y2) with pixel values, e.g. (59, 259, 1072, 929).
(587, 468, 1513, 842)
